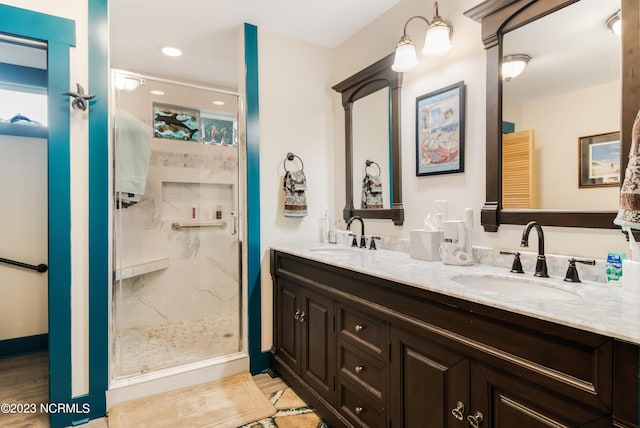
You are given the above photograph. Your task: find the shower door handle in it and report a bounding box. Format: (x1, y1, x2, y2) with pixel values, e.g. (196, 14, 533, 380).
(230, 211, 237, 235)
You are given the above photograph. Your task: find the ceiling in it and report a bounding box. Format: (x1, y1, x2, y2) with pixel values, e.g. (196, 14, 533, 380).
(503, 0, 621, 104)
(109, 0, 400, 89)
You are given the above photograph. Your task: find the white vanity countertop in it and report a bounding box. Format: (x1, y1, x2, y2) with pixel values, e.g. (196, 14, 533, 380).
(271, 243, 640, 345)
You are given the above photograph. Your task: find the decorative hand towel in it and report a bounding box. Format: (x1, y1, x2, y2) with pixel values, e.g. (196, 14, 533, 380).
(614, 109, 640, 229)
(362, 173, 383, 208)
(283, 170, 308, 217)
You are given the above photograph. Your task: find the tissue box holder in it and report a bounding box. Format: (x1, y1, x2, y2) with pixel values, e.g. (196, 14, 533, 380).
(410, 230, 441, 261)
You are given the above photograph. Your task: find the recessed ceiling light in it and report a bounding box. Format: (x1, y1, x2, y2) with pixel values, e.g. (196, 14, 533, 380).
(212, 100, 225, 106)
(150, 90, 165, 96)
(161, 46, 182, 57)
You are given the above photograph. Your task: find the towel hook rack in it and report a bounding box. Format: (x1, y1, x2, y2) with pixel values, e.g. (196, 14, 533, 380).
(284, 152, 304, 172)
(365, 159, 381, 177)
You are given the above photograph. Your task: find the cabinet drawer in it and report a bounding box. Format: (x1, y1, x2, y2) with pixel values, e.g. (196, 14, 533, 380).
(338, 378, 386, 428)
(339, 305, 386, 359)
(339, 341, 386, 398)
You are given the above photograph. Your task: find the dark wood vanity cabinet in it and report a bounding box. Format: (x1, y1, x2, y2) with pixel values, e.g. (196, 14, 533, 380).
(270, 250, 639, 428)
(274, 276, 335, 404)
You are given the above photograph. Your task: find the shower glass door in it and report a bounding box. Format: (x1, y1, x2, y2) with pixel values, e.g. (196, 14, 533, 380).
(112, 70, 241, 379)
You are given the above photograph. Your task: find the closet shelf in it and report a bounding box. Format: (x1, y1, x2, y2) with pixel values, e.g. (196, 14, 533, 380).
(115, 257, 169, 280)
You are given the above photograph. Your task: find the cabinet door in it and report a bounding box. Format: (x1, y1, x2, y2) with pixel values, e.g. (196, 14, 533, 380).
(300, 287, 335, 404)
(275, 279, 301, 373)
(470, 361, 611, 427)
(390, 327, 470, 428)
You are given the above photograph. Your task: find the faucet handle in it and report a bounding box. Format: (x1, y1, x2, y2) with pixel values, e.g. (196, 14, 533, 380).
(369, 236, 380, 250)
(563, 258, 596, 283)
(500, 250, 524, 274)
(350, 233, 358, 248)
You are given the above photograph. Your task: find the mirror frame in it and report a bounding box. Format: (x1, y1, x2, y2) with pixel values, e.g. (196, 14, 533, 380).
(333, 53, 404, 225)
(465, 0, 640, 232)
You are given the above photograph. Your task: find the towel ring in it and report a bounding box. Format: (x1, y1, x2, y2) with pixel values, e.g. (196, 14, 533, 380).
(365, 159, 381, 177)
(284, 152, 304, 172)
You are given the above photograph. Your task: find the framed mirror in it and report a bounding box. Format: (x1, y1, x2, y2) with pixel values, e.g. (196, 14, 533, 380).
(465, 0, 640, 231)
(333, 53, 404, 225)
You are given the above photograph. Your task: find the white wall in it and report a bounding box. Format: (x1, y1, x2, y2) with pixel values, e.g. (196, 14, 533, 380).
(332, 0, 630, 259)
(2, 0, 90, 396)
(0, 136, 48, 341)
(258, 29, 335, 350)
(521, 80, 620, 209)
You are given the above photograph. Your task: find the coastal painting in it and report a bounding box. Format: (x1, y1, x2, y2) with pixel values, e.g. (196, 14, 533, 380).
(153, 103, 199, 141)
(416, 81, 465, 176)
(579, 131, 620, 188)
(200, 114, 237, 146)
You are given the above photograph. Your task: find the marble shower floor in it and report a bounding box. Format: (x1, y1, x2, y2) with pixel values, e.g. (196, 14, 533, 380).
(114, 313, 240, 377)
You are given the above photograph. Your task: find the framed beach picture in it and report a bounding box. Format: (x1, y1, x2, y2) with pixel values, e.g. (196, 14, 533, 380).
(153, 103, 200, 141)
(416, 81, 465, 176)
(578, 131, 620, 188)
(200, 113, 237, 146)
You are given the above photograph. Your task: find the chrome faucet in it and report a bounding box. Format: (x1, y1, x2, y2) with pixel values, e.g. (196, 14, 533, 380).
(520, 221, 549, 277)
(347, 216, 366, 248)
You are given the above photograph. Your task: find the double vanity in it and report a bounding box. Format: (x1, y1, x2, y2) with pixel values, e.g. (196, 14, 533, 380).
(270, 244, 639, 427)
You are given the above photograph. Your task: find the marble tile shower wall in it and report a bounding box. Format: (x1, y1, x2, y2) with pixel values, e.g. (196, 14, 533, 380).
(116, 142, 239, 331)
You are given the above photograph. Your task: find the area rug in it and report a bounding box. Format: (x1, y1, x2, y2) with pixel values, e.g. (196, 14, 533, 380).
(109, 372, 276, 428)
(238, 388, 331, 428)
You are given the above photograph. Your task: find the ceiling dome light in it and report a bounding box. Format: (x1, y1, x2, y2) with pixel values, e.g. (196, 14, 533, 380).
(502, 54, 531, 81)
(607, 10, 621, 36)
(161, 46, 182, 57)
(212, 100, 225, 106)
(114, 75, 140, 91)
(150, 90, 165, 96)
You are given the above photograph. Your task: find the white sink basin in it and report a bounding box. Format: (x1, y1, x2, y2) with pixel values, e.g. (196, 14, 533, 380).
(451, 274, 581, 301)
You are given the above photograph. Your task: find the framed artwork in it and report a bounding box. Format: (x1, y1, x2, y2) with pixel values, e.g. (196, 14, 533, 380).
(200, 114, 237, 146)
(578, 131, 620, 188)
(416, 81, 465, 176)
(153, 103, 199, 141)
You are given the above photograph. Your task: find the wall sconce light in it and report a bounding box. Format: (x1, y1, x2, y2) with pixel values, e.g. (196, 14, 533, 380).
(607, 10, 621, 36)
(391, 1, 453, 72)
(502, 54, 531, 82)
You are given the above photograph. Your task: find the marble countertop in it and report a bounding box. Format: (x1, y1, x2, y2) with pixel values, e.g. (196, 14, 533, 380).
(271, 243, 640, 345)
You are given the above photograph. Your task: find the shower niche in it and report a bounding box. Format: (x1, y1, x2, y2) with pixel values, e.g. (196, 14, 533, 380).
(112, 70, 242, 380)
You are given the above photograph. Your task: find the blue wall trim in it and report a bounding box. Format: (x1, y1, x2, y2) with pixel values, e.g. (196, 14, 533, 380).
(244, 23, 269, 374)
(0, 4, 75, 46)
(87, 0, 109, 421)
(0, 62, 47, 88)
(0, 334, 48, 359)
(0, 5, 75, 428)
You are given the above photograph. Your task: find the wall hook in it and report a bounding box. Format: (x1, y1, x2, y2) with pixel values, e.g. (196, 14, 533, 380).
(63, 83, 95, 112)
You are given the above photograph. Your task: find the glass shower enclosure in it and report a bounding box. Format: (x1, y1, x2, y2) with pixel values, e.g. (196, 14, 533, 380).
(111, 70, 241, 379)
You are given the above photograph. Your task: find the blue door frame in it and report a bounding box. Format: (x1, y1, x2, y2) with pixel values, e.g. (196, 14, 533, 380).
(0, 3, 109, 427)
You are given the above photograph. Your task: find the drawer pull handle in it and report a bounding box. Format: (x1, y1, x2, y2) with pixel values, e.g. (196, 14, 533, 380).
(298, 311, 305, 322)
(451, 401, 465, 421)
(294, 310, 300, 321)
(354, 365, 364, 374)
(467, 411, 484, 428)
(354, 406, 363, 415)
(354, 324, 364, 332)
